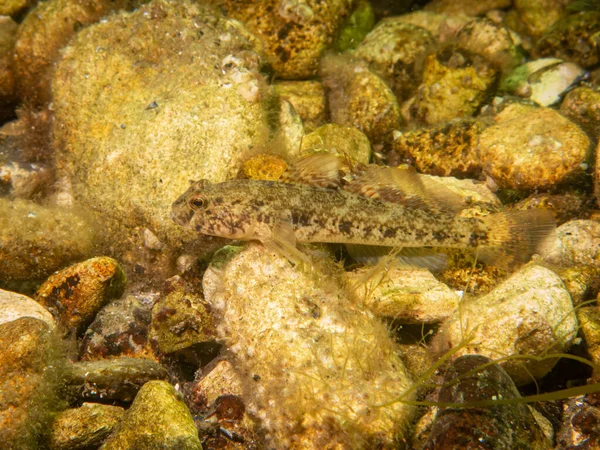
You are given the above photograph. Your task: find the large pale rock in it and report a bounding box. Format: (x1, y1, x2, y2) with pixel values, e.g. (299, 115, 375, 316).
(52, 0, 271, 253)
(346, 267, 460, 323)
(203, 244, 415, 449)
(433, 265, 578, 385)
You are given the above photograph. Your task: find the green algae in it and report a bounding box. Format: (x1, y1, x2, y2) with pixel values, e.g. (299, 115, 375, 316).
(335, 0, 375, 52)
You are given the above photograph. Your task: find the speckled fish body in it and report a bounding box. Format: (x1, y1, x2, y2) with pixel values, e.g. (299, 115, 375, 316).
(171, 179, 495, 249)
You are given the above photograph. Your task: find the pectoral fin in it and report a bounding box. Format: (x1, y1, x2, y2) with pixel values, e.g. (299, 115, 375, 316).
(261, 218, 311, 266)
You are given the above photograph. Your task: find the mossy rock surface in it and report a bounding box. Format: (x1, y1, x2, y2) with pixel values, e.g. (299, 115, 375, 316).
(100, 380, 202, 450)
(52, 0, 271, 253)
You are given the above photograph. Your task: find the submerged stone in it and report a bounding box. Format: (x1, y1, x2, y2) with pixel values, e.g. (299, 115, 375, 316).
(323, 56, 402, 150)
(48, 403, 125, 450)
(406, 47, 498, 125)
(300, 123, 372, 164)
(80, 294, 154, 361)
(346, 267, 459, 324)
(150, 276, 217, 358)
(206, 0, 352, 79)
(52, 0, 271, 255)
(500, 58, 587, 106)
(534, 11, 600, 68)
(560, 86, 600, 142)
(353, 19, 434, 102)
(0, 318, 60, 449)
(423, 355, 553, 450)
(0, 198, 94, 281)
(203, 244, 415, 448)
(274, 81, 327, 133)
(433, 265, 578, 385)
(542, 219, 600, 266)
(390, 119, 486, 178)
(64, 357, 168, 403)
(34, 257, 126, 337)
(0, 16, 17, 120)
(0, 288, 54, 328)
(100, 380, 202, 450)
(477, 104, 591, 190)
(14, 0, 141, 105)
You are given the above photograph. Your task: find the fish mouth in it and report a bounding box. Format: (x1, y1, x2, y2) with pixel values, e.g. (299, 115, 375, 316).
(170, 209, 193, 227)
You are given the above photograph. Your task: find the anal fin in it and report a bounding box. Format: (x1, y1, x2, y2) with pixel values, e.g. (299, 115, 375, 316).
(346, 244, 448, 272)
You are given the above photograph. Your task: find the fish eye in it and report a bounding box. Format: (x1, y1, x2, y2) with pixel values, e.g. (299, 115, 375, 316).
(188, 196, 207, 210)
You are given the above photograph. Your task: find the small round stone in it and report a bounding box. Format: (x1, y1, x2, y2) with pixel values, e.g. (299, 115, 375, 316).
(477, 105, 591, 190)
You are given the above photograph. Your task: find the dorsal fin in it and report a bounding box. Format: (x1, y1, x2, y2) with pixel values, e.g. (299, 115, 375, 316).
(279, 153, 342, 189)
(280, 154, 467, 214)
(343, 165, 465, 214)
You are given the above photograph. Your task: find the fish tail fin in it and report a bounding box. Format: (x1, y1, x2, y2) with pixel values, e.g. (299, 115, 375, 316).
(478, 209, 556, 269)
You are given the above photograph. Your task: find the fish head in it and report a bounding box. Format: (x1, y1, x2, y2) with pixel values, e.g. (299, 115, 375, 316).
(171, 179, 259, 240)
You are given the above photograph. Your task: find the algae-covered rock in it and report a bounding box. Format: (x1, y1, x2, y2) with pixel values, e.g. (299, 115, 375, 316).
(323, 56, 402, 150)
(0, 16, 17, 120)
(335, 0, 375, 52)
(0, 317, 60, 449)
(477, 104, 591, 190)
(390, 119, 486, 178)
(0, 288, 54, 328)
(0, 159, 54, 200)
(394, 10, 447, 38)
(0, 198, 94, 281)
(353, 19, 434, 102)
(48, 403, 125, 450)
(209, 0, 352, 79)
(455, 18, 524, 71)
(513, 0, 567, 37)
(203, 244, 415, 449)
(346, 267, 459, 324)
(64, 357, 168, 403)
(406, 47, 498, 125)
(274, 80, 326, 133)
(560, 86, 600, 142)
(514, 192, 589, 225)
(34, 257, 126, 336)
(80, 294, 154, 361)
(433, 265, 578, 385)
(100, 380, 202, 450)
(423, 355, 553, 450)
(52, 0, 271, 254)
(300, 123, 371, 164)
(424, 0, 511, 16)
(596, 139, 600, 203)
(14, 0, 141, 105)
(541, 219, 600, 266)
(534, 11, 600, 68)
(578, 306, 600, 367)
(150, 275, 217, 356)
(0, 0, 29, 17)
(550, 264, 600, 306)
